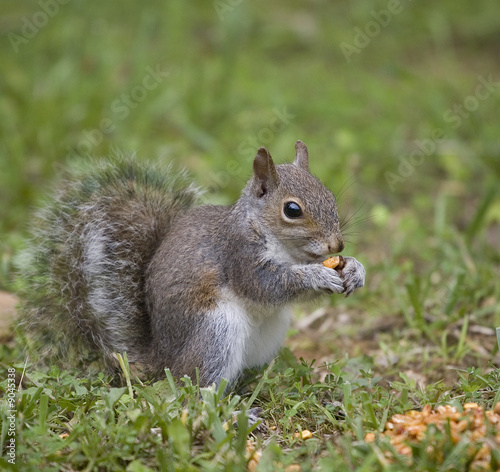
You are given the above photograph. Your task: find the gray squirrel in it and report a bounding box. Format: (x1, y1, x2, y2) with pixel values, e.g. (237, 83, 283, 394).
(18, 141, 365, 387)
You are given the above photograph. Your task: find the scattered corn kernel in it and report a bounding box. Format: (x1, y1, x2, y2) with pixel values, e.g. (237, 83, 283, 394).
(294, 429, 313, 440)
(246, 440, 262, 472)
(364, 402, 500, 468)
(365, 432, 376, 442)
(464, 402, 479, 409)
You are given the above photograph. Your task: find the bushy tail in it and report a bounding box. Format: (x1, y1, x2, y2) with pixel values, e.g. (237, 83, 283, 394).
(17, 154, 200, 372)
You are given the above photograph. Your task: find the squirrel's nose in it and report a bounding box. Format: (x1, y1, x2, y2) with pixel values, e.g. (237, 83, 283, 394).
(328, 239, 344, 254)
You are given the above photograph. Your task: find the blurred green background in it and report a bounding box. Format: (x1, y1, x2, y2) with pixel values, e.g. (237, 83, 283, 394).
(1, 0, 499, 294)
(2, 4, 500, 468)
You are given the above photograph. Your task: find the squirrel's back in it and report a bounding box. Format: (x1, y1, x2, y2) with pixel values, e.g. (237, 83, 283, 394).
(17, 155, 199, 371)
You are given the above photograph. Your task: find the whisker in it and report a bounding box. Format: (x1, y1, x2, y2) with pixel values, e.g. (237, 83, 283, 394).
(341, 214, 375, 231)
(342, 240, 360, 249)
(340, 202, 371, 231)
(335, 174, 360, 203)
(341, 232, 360, 237)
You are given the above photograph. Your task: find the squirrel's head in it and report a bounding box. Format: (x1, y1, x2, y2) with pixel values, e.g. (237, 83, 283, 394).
(243, 140, 344, 264)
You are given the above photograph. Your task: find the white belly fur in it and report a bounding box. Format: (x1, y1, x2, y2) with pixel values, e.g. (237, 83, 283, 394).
(214, 289, 292, 384)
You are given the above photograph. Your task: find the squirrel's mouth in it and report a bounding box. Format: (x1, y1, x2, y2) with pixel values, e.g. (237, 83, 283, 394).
(303, 250, 327, 262)
(303, 249, 344, 264)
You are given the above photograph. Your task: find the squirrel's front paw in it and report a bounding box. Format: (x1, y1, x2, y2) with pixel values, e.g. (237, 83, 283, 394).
(298, 264, 345, 295)
(339, 257, 365, 297)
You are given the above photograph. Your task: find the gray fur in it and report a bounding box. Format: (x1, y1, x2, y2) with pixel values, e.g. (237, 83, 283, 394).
(18, 155, 200, 372)
(18, 142, 365, 386)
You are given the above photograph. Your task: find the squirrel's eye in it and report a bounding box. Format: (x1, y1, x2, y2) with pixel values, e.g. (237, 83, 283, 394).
(283, 201, 303, 219)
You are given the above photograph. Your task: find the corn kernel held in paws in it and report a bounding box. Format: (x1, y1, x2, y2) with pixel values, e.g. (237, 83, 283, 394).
(322, 255, 344, 270)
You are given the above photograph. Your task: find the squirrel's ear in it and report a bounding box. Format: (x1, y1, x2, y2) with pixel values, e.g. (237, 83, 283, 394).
(252, 147, 279, 197)
(294, 140, 309, 171)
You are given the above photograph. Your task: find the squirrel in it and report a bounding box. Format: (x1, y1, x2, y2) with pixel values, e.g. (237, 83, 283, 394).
(17, 141, 365, 388)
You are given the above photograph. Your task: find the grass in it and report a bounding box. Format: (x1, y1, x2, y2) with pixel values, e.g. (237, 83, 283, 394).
(1, 0, 500, 470)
